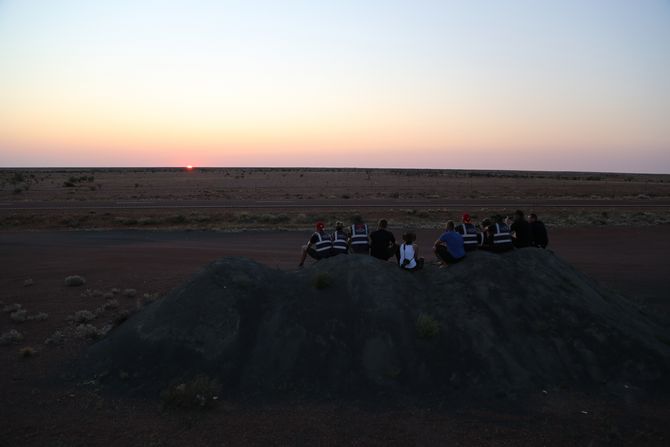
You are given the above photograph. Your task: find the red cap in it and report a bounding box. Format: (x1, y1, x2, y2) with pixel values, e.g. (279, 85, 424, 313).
(315, 221, 325, 231)
(462, 213, 471, 223)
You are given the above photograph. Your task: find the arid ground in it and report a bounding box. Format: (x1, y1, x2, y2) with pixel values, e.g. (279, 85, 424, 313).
(1, 168, 670, 446)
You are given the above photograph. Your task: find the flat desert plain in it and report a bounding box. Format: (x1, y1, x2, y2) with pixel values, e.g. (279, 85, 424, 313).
(1, 168, 670, 446)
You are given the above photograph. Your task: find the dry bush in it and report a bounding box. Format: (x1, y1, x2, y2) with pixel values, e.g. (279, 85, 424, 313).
(103, 292, 114, 299)
(160, 375, 221, 410)
(69, 310, 96, 323)
(75, 323, 111, 340)
(23, 278, 34, 287)
(103, 299, 120, 310)
(64, 275, 86, 287)
(123, 288, 137, 298)
(0, 329, 24, 345)
(44, 331, 65, 345)
(10, 309, 28, 322)
(19, 346, 36, 358)
(27, 312, 49, 321)
(111, 288, 120, 295)
(2, 303, 22, 313)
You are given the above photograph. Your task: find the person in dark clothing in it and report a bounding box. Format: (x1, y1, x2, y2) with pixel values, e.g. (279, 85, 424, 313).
(510, 209, 532, 248)
(331, 221, 349, 256)
(455, 213, 481, 251)
(349, 215, 370, 254)
(481, 216, 514, 252)
(529, 213, 549, 248)
(298, 221, 332, 267)
(369, 219, 398, 261)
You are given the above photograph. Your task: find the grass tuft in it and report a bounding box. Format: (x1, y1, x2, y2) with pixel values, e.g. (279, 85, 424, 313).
(416, 313, 440, 339)
(64, 275, 86, 287)
(160, 375, 222, 410)
(313, 272, 333, 290)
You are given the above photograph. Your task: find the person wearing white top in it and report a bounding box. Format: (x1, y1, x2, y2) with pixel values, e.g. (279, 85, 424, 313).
(399, 232, 423, 271)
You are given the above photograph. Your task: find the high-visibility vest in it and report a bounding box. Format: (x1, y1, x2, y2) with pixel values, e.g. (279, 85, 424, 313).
(332, 230, 348, 253)
(350, 224, 369, 246)
(456, 223, 480, 249)
(492, 223, 513, 246)
(313, 231, 332, 252)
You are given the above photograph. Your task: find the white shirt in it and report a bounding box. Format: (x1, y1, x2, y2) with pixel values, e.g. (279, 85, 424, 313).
(399, 243, 417, 269)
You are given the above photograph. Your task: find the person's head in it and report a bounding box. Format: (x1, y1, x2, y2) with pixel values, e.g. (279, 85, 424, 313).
(462, 213, 471, 224)
(481, 218, 492, 229)
(402, 232, 415, 244)
(494, 215, 505, 224)
(352, 214, 363, 224)
(335, 221, 344, 231)
(315, 221, 325, 232)
(514, 209, 525, 221)
(529, 213, 538, 223)
(378, 219, 388, 229)
(445, 220, 455, 231)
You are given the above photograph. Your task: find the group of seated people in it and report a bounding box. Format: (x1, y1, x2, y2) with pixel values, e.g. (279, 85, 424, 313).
(298, 211, 549, 270)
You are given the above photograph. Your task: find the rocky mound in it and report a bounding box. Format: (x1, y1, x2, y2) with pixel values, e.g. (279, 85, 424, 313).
(78, 250, 670, 400)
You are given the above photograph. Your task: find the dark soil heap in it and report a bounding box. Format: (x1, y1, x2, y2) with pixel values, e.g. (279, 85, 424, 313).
(79, 250, 670, 400)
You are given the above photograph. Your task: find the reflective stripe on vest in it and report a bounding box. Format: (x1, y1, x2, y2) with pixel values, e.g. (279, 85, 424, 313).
(457, 223, 479, 246)
(350, 224, 369, 245)
(332, 231, 348, 251)
(493, 223, 512, 244)
(314, 232, 332, 252)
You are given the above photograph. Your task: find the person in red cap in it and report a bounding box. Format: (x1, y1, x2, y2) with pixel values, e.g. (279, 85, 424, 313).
(298, 221, 332, 267)
(455, 213, 481, 251)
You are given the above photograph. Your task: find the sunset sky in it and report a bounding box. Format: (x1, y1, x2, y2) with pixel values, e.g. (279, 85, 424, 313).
(1, 0, 669, 172)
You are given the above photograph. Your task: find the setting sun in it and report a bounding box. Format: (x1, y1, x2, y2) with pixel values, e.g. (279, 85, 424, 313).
(186, 165, 193, 170)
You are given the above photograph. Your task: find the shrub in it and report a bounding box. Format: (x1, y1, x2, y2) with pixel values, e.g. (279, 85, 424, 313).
(0, 329, 24, 345)
(111, 288, 120, 295)
(2, 303, 22, 313)
(64, 275, 86, 287)
(10, 309, 28, 322)
(27, 312, 48, 321)
(70, 310, 96, 323)
(75, 323, 110, 340)
(19, 346, 35, 358)
(44, 331, 65, 345)
(23, 278, 34, 287)
(160, 375, 222, 410)
(416, 314, 440, 339)
(123, 288, 137, 298)
(313, 272, 333, 290)
(103, 299, 119, 310)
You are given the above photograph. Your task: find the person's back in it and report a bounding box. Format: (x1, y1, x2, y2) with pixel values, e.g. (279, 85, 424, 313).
(369, 219, 396, 260)
(529, 213, 549, 248)
(298, 221, 332, 267)
(455, 213, 480, 251)
(350, 218, 370, 254)
(491, 221, 514, 252)
(434, 221, 466, 265)
(510, 210, 532, 248)
(399, 233, 422, 271)
(331, 221, 349, 256)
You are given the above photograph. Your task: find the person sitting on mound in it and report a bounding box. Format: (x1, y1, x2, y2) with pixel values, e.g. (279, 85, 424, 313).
(529, 213, 549, 248)
(399, 232, 423, 271)
(455, 213, 481, 252)
(369, 218, 398, 261)
(349, 215, 370, 254)
(298, 221, 332, 267)
(331, 221, 349, 256)
(434, 221, 466, 266)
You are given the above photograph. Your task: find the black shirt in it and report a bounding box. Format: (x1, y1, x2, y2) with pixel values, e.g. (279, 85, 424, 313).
(369, 229, 396, 259)
(530, 221, 549, 248)
(510, 220, 532, 248)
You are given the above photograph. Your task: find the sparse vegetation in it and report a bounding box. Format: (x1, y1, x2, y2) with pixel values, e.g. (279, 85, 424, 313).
(416, 313, 440, 339)
(2, 303, 22, 313)
(123, 288, 137, 298)
(70, 310, 96, 323)
(0, 329, 24, 345)
(9, 309, 28, 322)
(64, 275, 86, 287)
(160, 375, 221, 410)
(75, 323, 110, 339)
(19, 346, 36, 358)
(44, 331, 65, 345)
(23, 278, 34, 287)
(27, 312, 49, 321)
(313, 272, 333, 290)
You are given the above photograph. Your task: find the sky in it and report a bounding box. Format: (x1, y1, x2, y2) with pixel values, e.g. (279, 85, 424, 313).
(0, 0, 669, 173)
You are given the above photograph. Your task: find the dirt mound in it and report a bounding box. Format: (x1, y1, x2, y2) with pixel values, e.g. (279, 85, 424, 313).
(78, 250, 670, 400)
